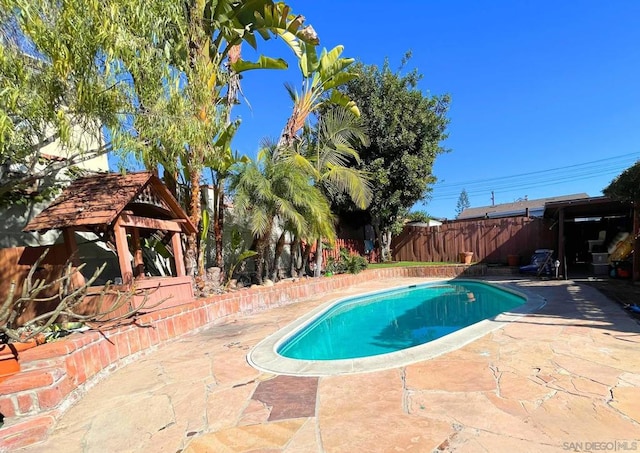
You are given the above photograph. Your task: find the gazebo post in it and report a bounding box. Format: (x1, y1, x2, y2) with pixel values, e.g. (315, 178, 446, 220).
(113, 219, 133, 284)
(130, 227, 145, 278)
(62, 227, 86, 287)
(171, 232, 186, 277)
(62, 227, 78, 264)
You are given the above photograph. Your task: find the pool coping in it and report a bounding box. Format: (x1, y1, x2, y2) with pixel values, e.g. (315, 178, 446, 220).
(247, 278, 547, 376)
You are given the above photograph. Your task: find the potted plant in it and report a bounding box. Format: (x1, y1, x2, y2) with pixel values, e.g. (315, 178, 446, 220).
(0, 334, 41, 383)
(507, 254, 520, 267)
(459, 251, 474, 265)
(0, 344, 21, 383)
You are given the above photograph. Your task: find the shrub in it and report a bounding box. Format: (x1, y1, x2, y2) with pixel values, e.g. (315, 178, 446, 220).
(325, 256, 346, 275)
(340, 248, 368, 275)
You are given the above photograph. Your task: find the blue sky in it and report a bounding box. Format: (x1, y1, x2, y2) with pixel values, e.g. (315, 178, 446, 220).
(226, 0, 640, 219)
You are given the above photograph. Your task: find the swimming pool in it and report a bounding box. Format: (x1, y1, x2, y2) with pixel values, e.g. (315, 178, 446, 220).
(248, 279, 545, 376)
(278, 280, 524, 360)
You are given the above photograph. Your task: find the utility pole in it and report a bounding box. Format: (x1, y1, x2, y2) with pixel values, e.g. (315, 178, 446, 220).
(491, 191, 495, 206)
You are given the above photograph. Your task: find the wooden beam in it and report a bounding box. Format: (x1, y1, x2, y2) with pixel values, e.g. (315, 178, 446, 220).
(171, 232, 186, 277)
(119, 213, 183, 232)
(113, 221, 133, 284)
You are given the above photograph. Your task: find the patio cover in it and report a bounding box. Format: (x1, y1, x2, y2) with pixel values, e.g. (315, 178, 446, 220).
(543, 195, 638, 282)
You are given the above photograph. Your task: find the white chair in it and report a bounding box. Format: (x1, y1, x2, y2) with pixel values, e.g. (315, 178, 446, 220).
(587, 230, 606, 252)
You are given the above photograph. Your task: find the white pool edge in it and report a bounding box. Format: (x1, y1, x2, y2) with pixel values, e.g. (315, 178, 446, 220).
(247, 278, 547, 377)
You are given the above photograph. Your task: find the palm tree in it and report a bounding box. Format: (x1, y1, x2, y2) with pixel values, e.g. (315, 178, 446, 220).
(273, 42, 367, 277)
(281, 107, 372, 276)
(230, 142, 333, 284)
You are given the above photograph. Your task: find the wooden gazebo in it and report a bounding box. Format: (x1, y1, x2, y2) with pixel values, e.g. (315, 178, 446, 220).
(24, 171, 197, 312)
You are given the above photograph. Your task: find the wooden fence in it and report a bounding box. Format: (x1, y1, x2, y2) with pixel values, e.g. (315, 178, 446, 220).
(321, 238, 378, 263)
(391, 216, 556, 264)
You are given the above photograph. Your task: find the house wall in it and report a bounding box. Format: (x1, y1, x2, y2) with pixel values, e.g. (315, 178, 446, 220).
(391, 216, 555, 264)
(0, 202, 62, 248)
(0, 124, 108, 248)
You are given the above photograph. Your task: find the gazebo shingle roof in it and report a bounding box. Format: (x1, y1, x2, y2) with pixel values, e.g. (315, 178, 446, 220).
(24, 172, 196, 233)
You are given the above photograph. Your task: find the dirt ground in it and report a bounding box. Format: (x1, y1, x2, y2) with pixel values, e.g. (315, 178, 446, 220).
(582, 277, 640, 323)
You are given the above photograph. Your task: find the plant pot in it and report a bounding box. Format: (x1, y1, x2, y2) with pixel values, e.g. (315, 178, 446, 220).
(507, 255, 520, 267)
(459, 252, 474, 265)
(0, 341, 38, 384)
(0, 354, 20, 383)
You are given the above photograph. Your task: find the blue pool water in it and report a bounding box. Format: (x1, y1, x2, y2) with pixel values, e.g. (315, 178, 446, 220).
(278, 280, 525, 360)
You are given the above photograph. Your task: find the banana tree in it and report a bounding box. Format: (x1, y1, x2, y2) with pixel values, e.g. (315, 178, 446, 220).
(182, 0, 323, 273)
(277, 44, 359, 151)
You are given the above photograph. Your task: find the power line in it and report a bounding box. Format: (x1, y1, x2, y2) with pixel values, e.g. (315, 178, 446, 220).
(434, 162, 632, 198)
(433, 167, 625, 201)
(430, 153, 639, 201)
(433, 151, 640, 192)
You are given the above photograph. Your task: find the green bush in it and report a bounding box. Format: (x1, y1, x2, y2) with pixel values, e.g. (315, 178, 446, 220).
(325, 256, 346, 275)
(340, 248, 368, 274)
(324, 248, 368, 275)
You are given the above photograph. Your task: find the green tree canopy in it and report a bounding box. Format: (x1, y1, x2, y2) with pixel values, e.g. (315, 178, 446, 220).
(406, 210, 433, 223)
(339, 56, 450, 260)
(0, 0, 130, 204)
(603, 160, 640, 202)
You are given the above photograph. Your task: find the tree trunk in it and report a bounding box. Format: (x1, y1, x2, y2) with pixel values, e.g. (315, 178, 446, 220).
(382, 230, 392, 261)
(254, 236, 267, 285)
(254, 218, 274, 285)
(372, 220, 391, 262)
(164, 169, 178, 199)
(314, 238, 323, 277)
(188, 159, 202, 275)
(271, 231, 286, 281)
(298, 242, 313, 276)
(210, 44, 240, 270)
(213, 181, 225, 268)
(290, 236, 299, 277)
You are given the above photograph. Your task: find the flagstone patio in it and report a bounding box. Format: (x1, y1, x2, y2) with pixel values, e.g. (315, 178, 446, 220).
(13, 277, 640, 453)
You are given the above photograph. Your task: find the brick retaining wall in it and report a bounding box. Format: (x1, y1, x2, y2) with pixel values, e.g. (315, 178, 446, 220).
(0, 264, 484, 450)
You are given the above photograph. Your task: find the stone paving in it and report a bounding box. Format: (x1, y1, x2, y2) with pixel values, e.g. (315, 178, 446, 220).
(15, 277, 640, 453)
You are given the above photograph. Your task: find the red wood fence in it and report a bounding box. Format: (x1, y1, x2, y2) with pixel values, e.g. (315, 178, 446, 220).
(317, 238, 378, 264)
(391, 216, 556, 264)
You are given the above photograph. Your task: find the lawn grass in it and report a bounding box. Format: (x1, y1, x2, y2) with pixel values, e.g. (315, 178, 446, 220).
(368, 261, 456, 269)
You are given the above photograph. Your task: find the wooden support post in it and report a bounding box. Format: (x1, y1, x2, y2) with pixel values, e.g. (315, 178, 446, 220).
(114, 221, 133, 284)
(558, 208, 566, 279)
(171, 232, 186, 277)
(62, 228, 79, 264)
(634, 202, 640, 283)
(131, 227, 145, 279)
(62, 227, 85, 288)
